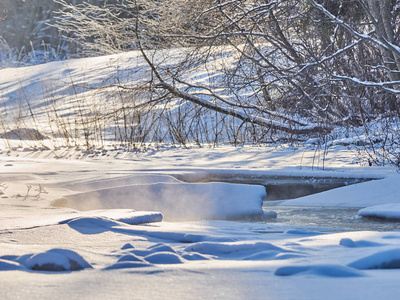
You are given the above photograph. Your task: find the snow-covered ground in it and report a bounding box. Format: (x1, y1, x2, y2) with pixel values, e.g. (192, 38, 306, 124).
(1, 145, 400, 299)
(1, 52, 400, 299)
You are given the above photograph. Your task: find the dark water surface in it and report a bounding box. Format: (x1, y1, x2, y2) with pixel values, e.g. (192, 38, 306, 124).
(262, 204, 400, 232)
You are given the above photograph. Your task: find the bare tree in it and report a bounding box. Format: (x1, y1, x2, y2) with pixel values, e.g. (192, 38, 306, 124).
(307, 0, 400, 166)
(308, 0, 400, 98)
(53, 0, 400, 158)
(54, 0, 165, 56)
(151, 0, 400, 125)
(0, 0, 102, 64)
(136, 0, 340, 137)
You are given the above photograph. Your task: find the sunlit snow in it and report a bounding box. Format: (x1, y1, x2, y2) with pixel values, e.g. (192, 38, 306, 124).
(1, 51, 400, 300)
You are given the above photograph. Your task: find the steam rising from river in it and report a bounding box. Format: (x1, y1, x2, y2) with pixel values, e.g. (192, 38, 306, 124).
(63, 182, 266, 221)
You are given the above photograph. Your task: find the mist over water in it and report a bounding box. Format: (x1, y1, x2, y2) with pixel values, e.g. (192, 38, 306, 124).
(263, 205, 400, 232)
(64, 182, 265, 221)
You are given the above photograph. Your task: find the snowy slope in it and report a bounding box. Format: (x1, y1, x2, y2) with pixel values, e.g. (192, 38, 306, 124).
(1, 53, 400, 299)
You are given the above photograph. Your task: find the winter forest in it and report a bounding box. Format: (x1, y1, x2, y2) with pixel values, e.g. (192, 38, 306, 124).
(2, 1, 400, 299)
(0, 0, 399, 164)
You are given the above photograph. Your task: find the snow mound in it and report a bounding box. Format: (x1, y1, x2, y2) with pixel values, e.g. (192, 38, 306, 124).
(183, 240, 304, 261)
(65, 182, 266, 221)
(144, 252, 185, 264)
(121, 243, 134, 250)
(185, 241, 286, 256)
(148, 243, 178, 254)
(59, 210, 163, 234)
(21, 249, 92, 272)
(118, 254, 144, 263)
(358, 203, 400, 220)
(129, 243, 178, 257)
(275, 264, 365, 277)
(0, 128, 47, 140)
(281, 175, 398, 207)
(339, 238, 383, 248)
(243, 250, 288, 261)
(348, 249, 400, 269)
(81, 209, 163, 225)
(104, 262, 152, 270)
(60, 216, 121, 234)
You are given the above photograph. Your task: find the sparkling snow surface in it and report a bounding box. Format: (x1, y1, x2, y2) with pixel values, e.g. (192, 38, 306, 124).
(0, 148, 399, 300)
(358, 204, 400, 220)
(1, 52, 400, 299)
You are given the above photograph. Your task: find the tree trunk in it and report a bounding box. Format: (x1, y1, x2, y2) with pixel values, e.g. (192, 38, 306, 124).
(366, 0, 400, 82)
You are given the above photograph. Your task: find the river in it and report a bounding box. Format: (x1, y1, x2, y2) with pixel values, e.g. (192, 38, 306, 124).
(262, 204, 400, 232)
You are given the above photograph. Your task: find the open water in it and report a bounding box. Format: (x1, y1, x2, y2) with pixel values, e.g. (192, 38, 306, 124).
(262, 204, 400, 232)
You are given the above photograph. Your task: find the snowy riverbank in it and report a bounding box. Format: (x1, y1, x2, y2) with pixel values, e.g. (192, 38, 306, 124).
(0, 144, 400, 299)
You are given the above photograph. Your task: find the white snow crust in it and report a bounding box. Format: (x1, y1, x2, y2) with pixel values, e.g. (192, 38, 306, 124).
(64, 182, 266, 221)
(1, 51, 400, 300)
(358, 204, 400, 220)
(281, 175, 399, 207)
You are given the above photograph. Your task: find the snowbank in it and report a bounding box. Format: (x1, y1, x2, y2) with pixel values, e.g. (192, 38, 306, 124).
(72, 209, 163, 225)
(2, 48, 400, 299)
(281, 175, 399, 207)
(348, 249, 400, 269)
(358, 204, 400, 220)
(64, 182, 266, 221)
(60, 174, 180, 192)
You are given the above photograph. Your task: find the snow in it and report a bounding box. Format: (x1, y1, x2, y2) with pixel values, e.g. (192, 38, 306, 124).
(144, 252, 185, 264)
(2, 51, 400, 299)
(23, 249, 92, 272)
(185, 241, 287, 257)
(64, 182, 266, 221)
(339, 238, 384, 248)
(60, 210, 163, 226)
(274, 264, 365, 277)
(358, 204, 400, 220)
(281, 175, 399, 207)
(348, 249, 400, 270)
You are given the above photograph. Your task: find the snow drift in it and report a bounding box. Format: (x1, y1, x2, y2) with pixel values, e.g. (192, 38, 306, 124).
(5, 249, 93, 272)
(348, 249, 400, 270)
(64, 182, 266, 221)
(358, 204, 400, 220)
